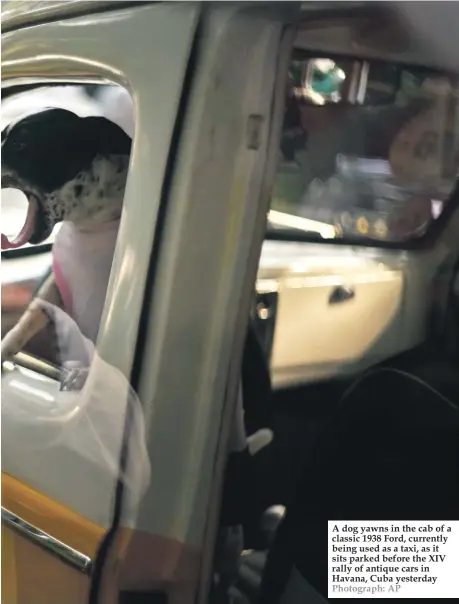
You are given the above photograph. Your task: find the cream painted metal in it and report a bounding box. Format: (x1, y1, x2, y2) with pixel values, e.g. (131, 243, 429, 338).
(260, 242, 406, 386)
(1, 0, 138, 30)
(128, 3, 287, 547)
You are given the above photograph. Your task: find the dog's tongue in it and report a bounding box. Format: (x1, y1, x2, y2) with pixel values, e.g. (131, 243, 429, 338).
(1, 196, 38, 250)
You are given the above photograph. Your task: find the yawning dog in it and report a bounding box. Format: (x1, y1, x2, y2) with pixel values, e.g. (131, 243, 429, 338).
(1, 108, 132, 361)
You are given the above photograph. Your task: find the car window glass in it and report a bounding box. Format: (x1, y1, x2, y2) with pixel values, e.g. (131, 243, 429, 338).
(269, 53, 459, 244)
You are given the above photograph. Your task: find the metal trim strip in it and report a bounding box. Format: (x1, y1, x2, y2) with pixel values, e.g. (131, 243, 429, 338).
(1, 507, 92, 574)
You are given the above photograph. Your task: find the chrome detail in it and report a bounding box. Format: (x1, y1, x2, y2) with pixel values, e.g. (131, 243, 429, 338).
(256, 302, 271, 321)
(1, 507, 92, 574)
(1, 352, 89, 391)
(356, 60, 370, 105)
(59, 366, 89, 392)
(1, 360, 16, 376)
(8, 352, 62, 382)
(252, 291, 278, 363)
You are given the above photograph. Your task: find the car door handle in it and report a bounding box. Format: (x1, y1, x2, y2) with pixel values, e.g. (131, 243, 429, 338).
(329, 285, 355, 305)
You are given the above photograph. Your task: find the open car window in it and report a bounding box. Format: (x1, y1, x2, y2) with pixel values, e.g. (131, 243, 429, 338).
(1, 85, 103, 253)
(1, 84, 134, 256)
(268, 53, 459, 244)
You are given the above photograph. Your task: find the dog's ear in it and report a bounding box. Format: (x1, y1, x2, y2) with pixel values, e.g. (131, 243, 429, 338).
(81, 116, 132, 156)
(2, 109, 89, 191)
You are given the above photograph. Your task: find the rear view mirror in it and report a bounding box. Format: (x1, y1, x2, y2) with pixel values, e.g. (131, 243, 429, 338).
(291, 55, 401, 107)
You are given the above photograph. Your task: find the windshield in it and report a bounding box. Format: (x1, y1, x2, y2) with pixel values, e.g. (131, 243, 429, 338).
(269, 54, 459, 243)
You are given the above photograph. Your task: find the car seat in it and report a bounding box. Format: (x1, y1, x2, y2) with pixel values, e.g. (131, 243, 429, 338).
(258, 356, 459, 604)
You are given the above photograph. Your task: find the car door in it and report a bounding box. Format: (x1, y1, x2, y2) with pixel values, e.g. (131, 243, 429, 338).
(258, 239, 406, 386)
(1, 3, 201, 603)
(259, 44, 459, 387)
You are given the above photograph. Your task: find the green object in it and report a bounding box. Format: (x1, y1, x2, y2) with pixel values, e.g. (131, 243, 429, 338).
(311, 66, 342, 95)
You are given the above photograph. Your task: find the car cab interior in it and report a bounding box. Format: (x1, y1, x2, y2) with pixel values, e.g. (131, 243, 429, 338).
(228, 5, 459, 604)
(1, 3, 458, 604)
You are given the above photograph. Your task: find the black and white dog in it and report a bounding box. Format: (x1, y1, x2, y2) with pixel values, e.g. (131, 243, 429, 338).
(1, 108, 132, 359)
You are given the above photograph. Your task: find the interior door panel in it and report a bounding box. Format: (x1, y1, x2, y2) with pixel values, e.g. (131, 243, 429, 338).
(257, 240, 409, 387)
(269, 267, 404, 385)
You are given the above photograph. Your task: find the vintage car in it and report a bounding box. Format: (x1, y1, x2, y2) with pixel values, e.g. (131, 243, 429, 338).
(1, 2, 458, 604)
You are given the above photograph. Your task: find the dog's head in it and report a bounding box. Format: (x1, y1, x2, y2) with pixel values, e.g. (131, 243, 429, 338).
(1, 108, 132, 248)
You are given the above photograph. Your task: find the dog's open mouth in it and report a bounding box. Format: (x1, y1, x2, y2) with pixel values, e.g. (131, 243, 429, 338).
(1, 184, 50, 250)
(1, 194, 41, 250)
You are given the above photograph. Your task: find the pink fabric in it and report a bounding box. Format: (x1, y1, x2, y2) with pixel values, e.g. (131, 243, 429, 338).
(53, 252, 73, 315)
(52, 221, 119, 343)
